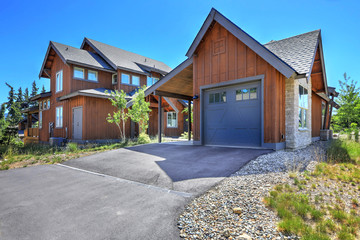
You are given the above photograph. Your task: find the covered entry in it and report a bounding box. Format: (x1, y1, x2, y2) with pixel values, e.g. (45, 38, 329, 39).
(203, 81, 261, 147)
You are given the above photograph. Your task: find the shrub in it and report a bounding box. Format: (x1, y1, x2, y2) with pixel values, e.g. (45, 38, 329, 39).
(326, 140, 352, 163)
(137, 133, 151, 144)
(67, 143, 78, 152)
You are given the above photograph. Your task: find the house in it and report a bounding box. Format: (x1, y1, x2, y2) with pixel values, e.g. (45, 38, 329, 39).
(23, 39, 188, 143)
(142, 8, 339, 149)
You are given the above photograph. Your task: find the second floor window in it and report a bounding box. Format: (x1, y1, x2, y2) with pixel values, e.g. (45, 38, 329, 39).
(56, 70, 63, 92)
(74, 67, 84, 79)
(88, 70, 98, 81)
(132, 76, 140, 86)
(56, 106, 63, 128)
(121, 73, 130, 84)
(112, 74, 118, 84)
(147, 76, 159, 86)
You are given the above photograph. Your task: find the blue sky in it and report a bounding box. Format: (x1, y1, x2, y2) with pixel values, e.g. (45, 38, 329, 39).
(1, 0, 359, 104)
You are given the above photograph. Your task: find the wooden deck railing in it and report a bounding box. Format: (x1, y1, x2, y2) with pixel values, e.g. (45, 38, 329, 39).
(25, 128, 39, 138)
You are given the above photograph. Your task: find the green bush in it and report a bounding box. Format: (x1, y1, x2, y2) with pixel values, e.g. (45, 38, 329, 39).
(67, 143, 78, 152)
(137, 133, 151, 144)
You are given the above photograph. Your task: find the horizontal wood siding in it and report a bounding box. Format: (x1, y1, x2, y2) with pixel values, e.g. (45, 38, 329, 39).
(193, 22, 285, 143)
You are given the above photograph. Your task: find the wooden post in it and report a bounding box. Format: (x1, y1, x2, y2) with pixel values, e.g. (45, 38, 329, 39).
(188, 100, 191, 141)
(158, 96, 162, 143)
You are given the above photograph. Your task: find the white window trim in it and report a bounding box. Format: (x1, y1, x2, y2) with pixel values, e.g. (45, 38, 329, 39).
(56, 106, 63, 128)
(39, 111, 42, 129)
(112, 74, 118, 85)
(132, 75, 140, 86)
(298, 85, 309, 130)
(121, 73, 130, 84)
(74, 67, 85, 79)
(56, 70, 63, 93)
(167, 112, 178, 128)
(87, 70, 98, 82)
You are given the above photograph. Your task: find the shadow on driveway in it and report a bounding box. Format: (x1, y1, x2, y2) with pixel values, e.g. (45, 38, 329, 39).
(64, 143, 272, 194)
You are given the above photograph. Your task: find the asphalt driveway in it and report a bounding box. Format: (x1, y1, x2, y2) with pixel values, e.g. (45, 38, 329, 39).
(0, 143, 271, 240)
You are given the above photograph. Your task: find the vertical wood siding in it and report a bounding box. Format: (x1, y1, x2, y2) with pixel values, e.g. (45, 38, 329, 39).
(193, 22, 285, 143)
(311, 93, 323, 137)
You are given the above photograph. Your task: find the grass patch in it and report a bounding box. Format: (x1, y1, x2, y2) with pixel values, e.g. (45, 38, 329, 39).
(265, 139, 360, 239)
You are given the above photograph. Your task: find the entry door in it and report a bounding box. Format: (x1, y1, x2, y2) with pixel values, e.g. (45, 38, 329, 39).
(73, 107, 83, 140)
(203, 82, 261, 147)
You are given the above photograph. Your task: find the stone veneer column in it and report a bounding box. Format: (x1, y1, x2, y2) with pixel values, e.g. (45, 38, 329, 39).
(285, 76, 312, 149)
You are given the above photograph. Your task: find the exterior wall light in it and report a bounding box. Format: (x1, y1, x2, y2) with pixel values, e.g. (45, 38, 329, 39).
(193, 95, 199, 100)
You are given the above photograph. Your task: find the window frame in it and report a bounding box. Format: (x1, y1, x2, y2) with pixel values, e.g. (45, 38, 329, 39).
(147, 76, 159, 86)
(56, 70, 63, 93)
(167, 112, 178, 128)
(47, 99, 50, 109)
(209, 91, 226, 104)
(55, 106, 63, 128)
(73, 67, 85, 79)
(132, 75, 140, 86)
(121, 73, 130, 84)
(87, 70, 98, 82)
(298, 85, 309, 130)
(39, 111, 42, 129)
(112, 74, 118, 85)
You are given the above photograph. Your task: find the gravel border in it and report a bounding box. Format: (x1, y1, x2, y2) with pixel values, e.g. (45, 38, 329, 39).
(178, 142, 328, 239)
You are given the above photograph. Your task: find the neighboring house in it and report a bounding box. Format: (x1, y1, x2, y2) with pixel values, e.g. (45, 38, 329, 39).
(143, 8, 339, 149)
(24, 39, 188, 143)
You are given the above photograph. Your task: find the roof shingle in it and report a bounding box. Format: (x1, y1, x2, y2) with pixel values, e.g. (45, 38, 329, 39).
(264, 30, 320, 75)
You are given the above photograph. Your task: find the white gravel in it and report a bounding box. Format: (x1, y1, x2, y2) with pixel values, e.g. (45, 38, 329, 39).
(178, 142, 328, 239)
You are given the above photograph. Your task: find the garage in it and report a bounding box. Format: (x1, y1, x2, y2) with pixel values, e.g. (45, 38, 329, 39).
(203, 81, 262, 147)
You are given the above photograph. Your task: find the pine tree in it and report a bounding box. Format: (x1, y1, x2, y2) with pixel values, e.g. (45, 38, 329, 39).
(5, 82, 22, 125)
(23, 88, 30, 105)
(16, 87, 24, 103)
(41, 85, 46, 93)
(31, 80, 39, 98)
(0, 103, 8, 141)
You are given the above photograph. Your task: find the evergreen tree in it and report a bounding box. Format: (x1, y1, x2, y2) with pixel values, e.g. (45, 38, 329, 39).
(0, 103, 8, 141)
(23, 87, 30, 105)
(41, 85, 46, 93)
(5, 83, 22, 125)
(31, 80, 39, 98)
(16, 87, 24, 104)
(332, 73, 360, 131)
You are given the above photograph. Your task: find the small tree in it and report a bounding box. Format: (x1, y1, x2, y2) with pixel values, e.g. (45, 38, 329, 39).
(41, 85, 46, 93)
(106, 90, 128, 141)
(23, 87, 30, 106)
(128, 86, 151, 134)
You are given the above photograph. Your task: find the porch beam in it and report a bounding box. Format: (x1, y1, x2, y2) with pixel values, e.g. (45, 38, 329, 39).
(158, 96, 162, 143)
(154, 90, 193, 100)
(188, 100, 191, 141)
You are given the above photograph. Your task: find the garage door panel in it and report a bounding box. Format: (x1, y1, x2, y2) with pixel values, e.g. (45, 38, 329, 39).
(204, 81, 261, 147)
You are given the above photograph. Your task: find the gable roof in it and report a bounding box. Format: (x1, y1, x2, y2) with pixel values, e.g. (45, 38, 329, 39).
(81, 38, 172, 76)
(39, 41, 115, 78)
(186, 8, 296, 78)
(264, 30, 320, 75)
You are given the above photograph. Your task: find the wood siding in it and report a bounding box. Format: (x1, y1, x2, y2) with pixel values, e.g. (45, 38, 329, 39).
(192, 22, 285, 143)
(312, 92, 323, 137)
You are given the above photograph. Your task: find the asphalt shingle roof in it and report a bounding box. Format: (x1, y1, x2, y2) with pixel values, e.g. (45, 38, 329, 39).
(264, 30, 320, 75)
(51, 41, 114, 71)
(85, 38, 172, 75)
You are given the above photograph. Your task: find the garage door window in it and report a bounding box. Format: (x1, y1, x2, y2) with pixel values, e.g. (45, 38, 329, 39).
(236, 88, 257, 101)
(209, 92, 226, 104)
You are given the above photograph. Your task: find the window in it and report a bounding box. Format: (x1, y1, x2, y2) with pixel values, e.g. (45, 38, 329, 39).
(88, 70, 98, 81)
(236, 87, 257, 101)
(112, 74, 118, 84)
(132, 75, 140, 86)
(39, 111, 42, 129)
(209, 92, 226, 104)
(299, 85, 308, 129)
(147, 76, 159, 86)
(39, 102, 42, 110)
(43, 101, 47, 109)
(321, 101, 326, 129)
(74, 67, 84, 79)
(167, 112, 178, 128)
(56, 106, 63, 128)
(56, 70, 63, 92)
(121, 73, 130, 84)
(47, 100, 50, 109)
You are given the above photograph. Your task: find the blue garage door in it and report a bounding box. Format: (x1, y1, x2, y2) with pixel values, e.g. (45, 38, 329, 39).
(204, 82, 261, 147)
